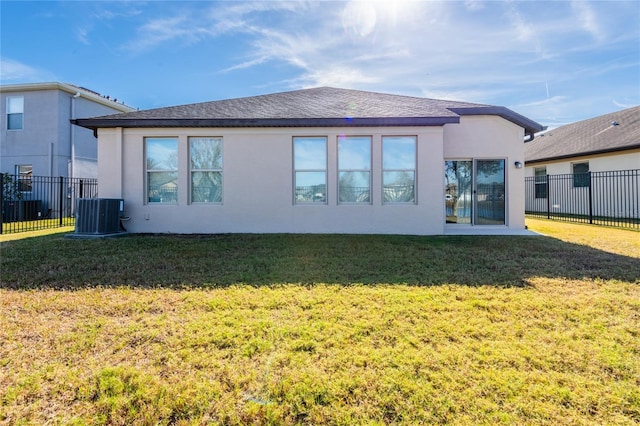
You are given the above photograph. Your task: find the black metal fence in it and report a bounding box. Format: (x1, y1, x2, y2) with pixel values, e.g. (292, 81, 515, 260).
(0, 173, 98, 234)
(525, 169, 639, 229)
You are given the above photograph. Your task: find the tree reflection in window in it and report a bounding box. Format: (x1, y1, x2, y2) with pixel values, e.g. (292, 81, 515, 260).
(190, 137, 223, 203)
(383, 136, 416, 203)
(146, 138, 178, 204)
(338, 136, 371, 203)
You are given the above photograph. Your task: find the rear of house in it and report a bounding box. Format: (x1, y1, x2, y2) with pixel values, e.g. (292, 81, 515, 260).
(73, 87, 543, 235)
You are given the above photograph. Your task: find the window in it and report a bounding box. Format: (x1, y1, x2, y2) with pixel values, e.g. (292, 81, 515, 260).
(338, 136, 371, 203)
(16, 164, 32, 192)
(572, 162, 590, 188)
(146, 137, 178, 204)
(190, 137, 222, 203)
(534, 167, 547, 198)
(7, 96, 23, 130)
(294, 137, 327, 203)
(382, 136, 416, 203)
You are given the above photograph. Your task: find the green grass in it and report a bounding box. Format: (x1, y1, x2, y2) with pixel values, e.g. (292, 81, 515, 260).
(1, 219, 639, 424)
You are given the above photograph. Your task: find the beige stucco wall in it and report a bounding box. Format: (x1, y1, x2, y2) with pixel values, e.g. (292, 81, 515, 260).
(97, 116, 525, 234)
(444, 116, 527, 230)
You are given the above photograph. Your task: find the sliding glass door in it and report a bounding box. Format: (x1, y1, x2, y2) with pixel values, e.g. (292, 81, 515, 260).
(444, 159, 505, 225)
(445, 160, 472, 224)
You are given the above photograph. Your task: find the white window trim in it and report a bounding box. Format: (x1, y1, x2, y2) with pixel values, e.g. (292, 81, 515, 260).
(6, 96, 24, 131)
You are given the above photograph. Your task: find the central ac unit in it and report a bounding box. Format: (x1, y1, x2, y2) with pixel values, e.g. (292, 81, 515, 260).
(75, 198, 124, 235)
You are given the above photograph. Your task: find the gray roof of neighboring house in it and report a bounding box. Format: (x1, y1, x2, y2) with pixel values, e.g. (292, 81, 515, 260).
(525, 105, 640, 164)
(72, 86, 544, 136)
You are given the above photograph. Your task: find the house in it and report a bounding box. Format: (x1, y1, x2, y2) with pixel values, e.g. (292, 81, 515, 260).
(524, 106, 640, 221)
(0, 82, 135, 179)
(525, 105, 640, 175)
(72, 87, 544, 235)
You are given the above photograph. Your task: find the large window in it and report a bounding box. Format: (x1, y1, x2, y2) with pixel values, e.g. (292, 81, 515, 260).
(573, 162, 590, 188)
(534, 167, 547, 198)
(190, 137, 222, 203)
(294, 137, 327, 204)
(7, 96, 23, 130)
(146, 137, 178, 204)
(338, 136, 371, 203)
(382, 136, 416, 203)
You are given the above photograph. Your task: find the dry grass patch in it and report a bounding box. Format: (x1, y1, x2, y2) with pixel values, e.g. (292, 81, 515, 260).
(526, 218, 640, 257)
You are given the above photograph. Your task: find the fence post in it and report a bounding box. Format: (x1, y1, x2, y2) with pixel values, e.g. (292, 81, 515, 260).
(546, 174, 551, 219)
(59, 176, 64, 227)
(588, 171, 593, 224)
(79, 179, 84, 199)
(0, 173, 4, 235)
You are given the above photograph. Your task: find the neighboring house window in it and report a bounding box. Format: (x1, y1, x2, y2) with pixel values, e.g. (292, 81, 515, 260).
(338, 136, 371, 203)
(534, 167, 547, 198)
(382, 136, 416, 203)
(16, 164, 32, 192)
(294, 136, 327, 204)
(190, 137, 222, 203)
(7, 96, 24, 130)
(572, 162, 590, 188)
(146, 137, 178, 204)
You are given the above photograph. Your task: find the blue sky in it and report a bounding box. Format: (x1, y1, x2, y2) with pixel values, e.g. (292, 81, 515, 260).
(1, 0, 638, 128)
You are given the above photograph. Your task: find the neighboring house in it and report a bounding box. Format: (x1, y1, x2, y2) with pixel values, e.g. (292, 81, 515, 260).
(524, 106, 640, 220)
(0, 82, 135, 180)
(525, 106, 640, 175)
(73, 87, 543, 235)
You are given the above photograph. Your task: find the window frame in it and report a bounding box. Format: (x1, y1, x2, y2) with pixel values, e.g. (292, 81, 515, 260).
(293, 136, 328, 204)
(572, 162, 590, 188)
(534, 166, 547, 199)
(189, 136, 223, 204)
(145, 137, 179, 205)
(337, 135, 372, 204)
(15, 164, 33, 193)
(382, 135, 417, 204)
(7, 96, 24, 130)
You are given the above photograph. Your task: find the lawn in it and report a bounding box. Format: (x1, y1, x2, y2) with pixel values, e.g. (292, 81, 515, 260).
(1, 219, 639, 425)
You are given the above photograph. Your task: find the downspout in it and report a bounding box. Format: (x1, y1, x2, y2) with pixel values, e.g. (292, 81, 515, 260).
(48, 142, 54, 176)
(70, 91, 81, 179)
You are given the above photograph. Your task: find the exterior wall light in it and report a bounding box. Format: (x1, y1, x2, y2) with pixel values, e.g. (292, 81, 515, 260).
(514, 161, 523, 169)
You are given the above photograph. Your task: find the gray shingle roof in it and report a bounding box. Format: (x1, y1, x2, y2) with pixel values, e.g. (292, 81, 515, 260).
(525, 106, 640, 164)
(73, 86, 543, 135)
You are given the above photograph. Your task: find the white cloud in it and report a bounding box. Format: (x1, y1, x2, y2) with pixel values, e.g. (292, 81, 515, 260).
(464, 0, 485, 12)
(123, 15, 205, 52)
(571, 0, 604, 41)
(96, 0, 637, 125)
(612, 99, 638, 109)
(0, 58, 55, 82)
(122, 1, 311, 53)
(71, 3, 143, 46)
(299, 66, 382, 88)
